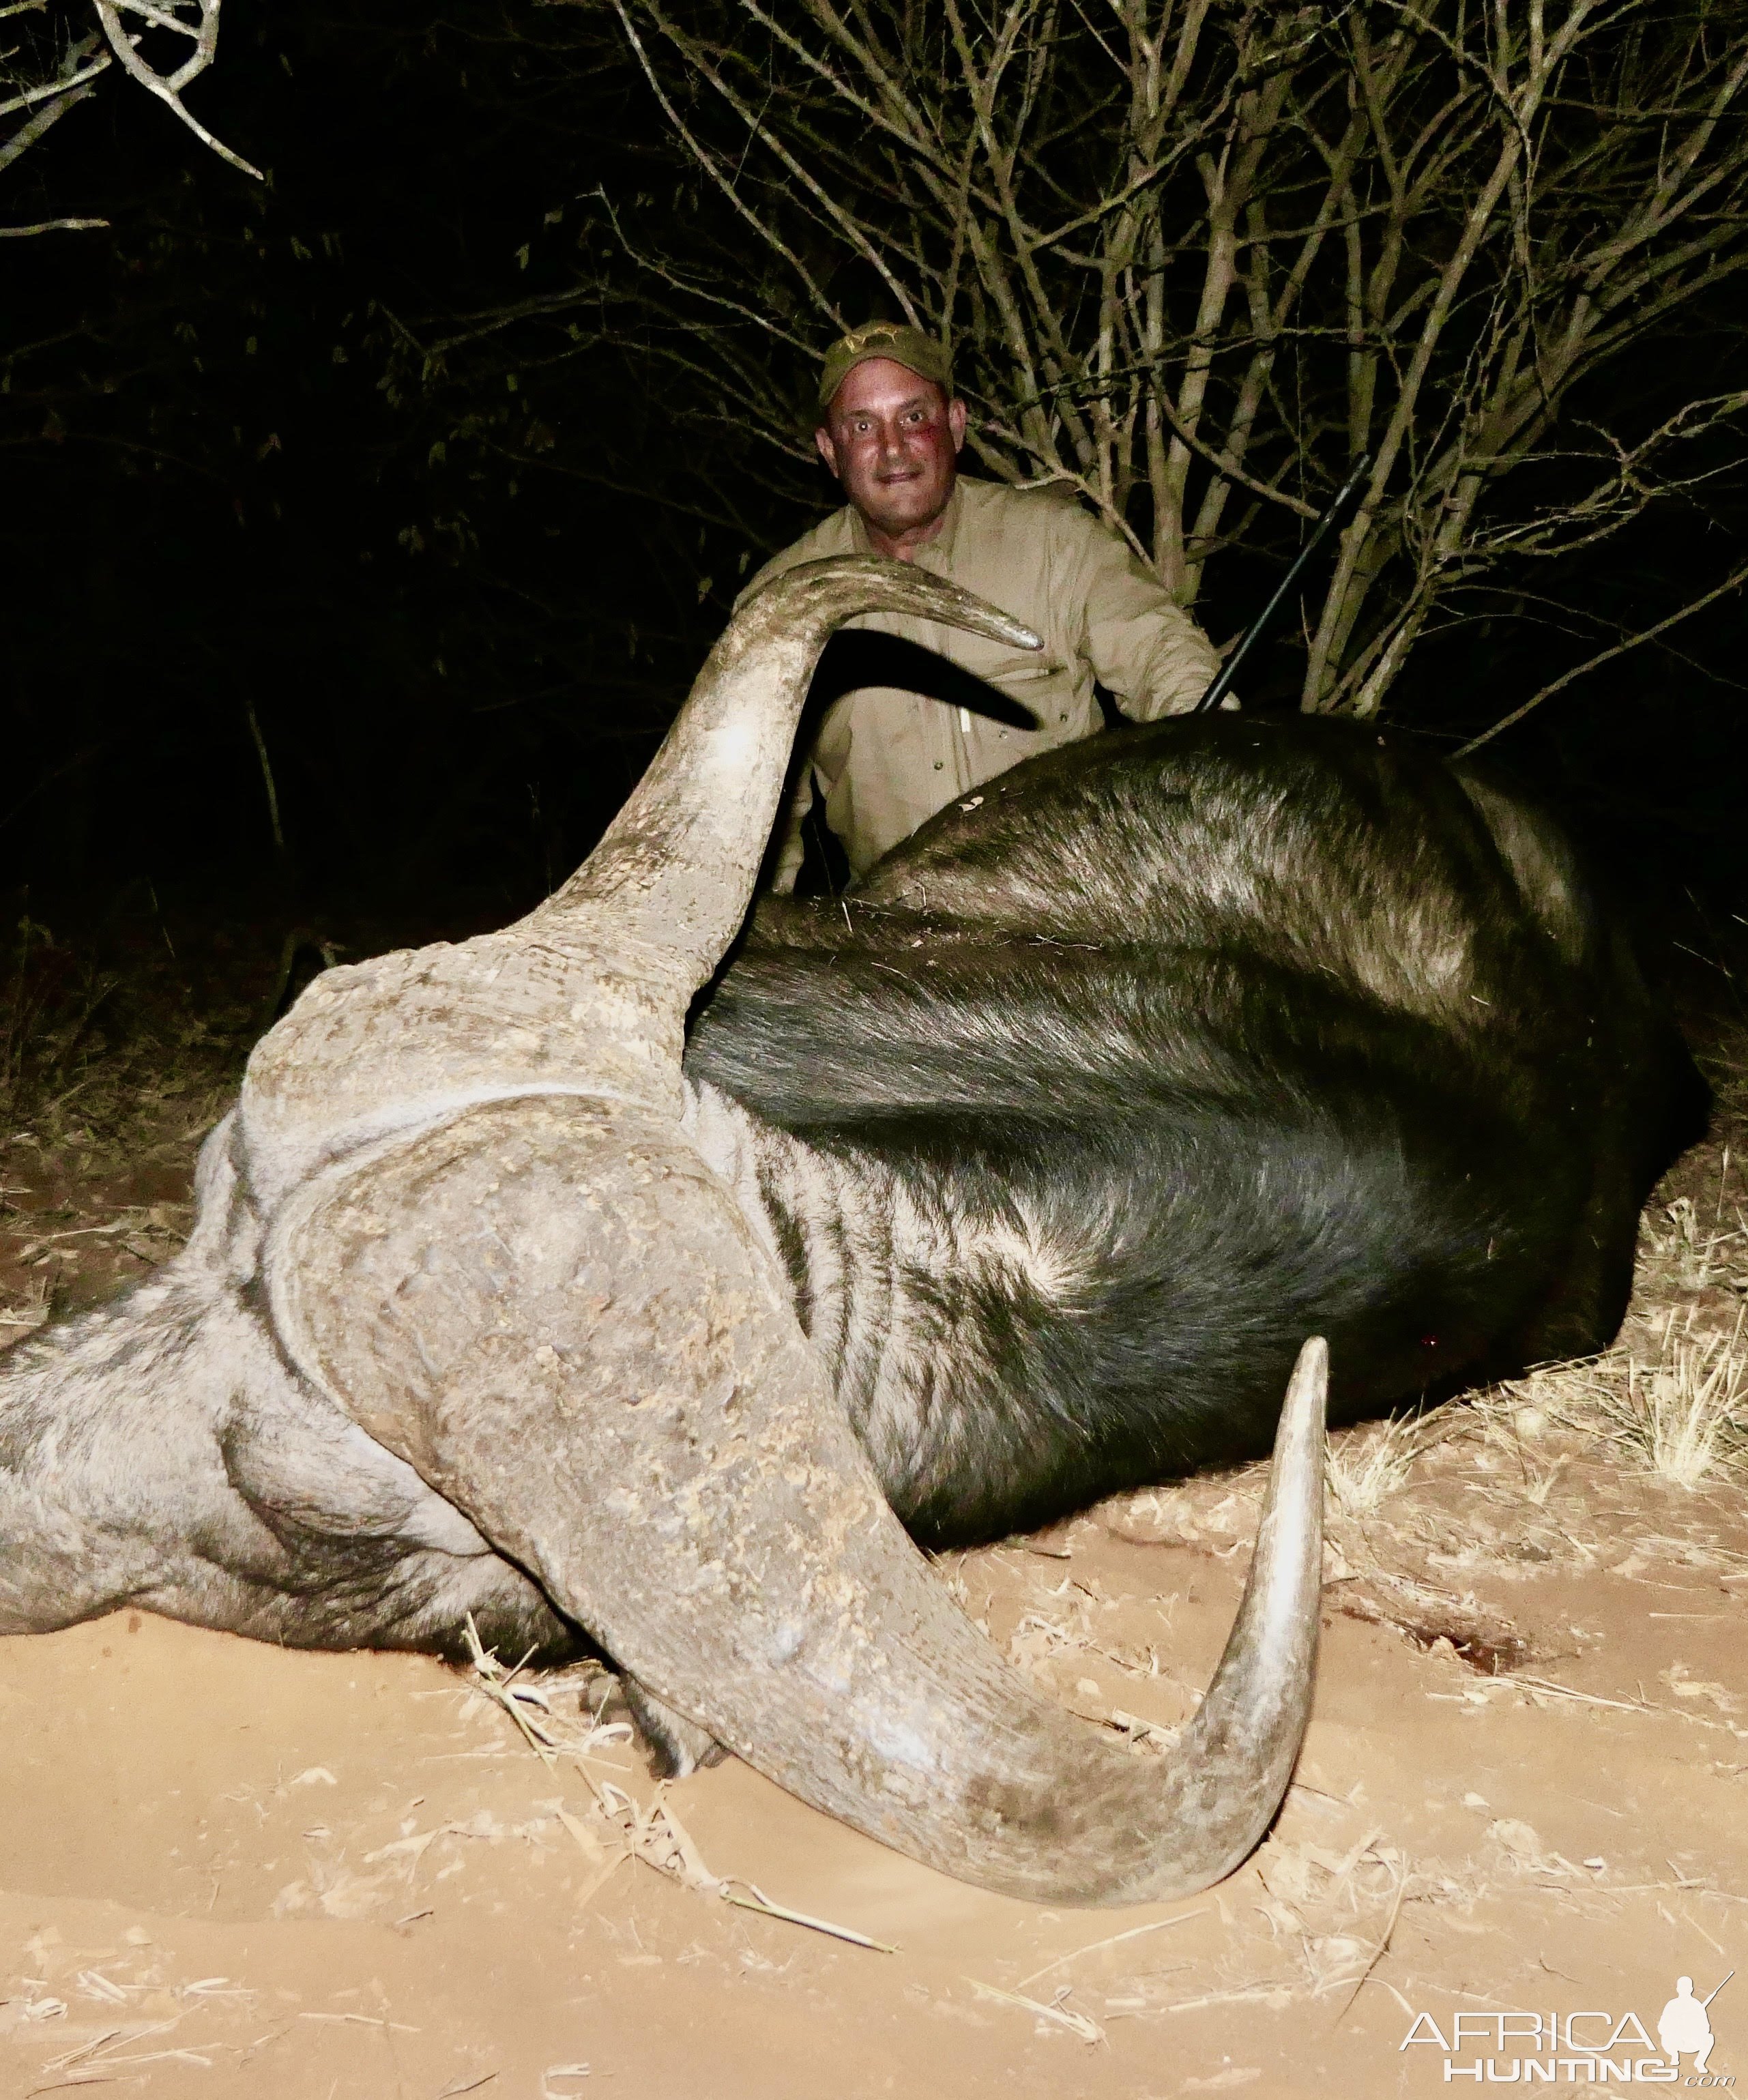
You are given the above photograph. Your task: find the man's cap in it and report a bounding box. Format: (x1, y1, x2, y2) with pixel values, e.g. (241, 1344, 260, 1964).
(817, 322, 952, 413)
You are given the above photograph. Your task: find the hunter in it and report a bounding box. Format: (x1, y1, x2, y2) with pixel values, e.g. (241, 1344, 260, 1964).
(746, 321, 1223, 891)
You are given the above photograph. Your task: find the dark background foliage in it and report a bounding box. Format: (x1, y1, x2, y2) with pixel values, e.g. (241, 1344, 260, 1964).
(3, 1, 723, 938)
(3, 0, 1746, 985)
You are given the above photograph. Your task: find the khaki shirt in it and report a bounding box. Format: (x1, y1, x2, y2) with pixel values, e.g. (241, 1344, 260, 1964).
(741, 476, 1221, 888)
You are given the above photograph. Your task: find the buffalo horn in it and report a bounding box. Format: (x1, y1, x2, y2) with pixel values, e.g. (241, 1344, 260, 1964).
(264, 559, 1323, 1906)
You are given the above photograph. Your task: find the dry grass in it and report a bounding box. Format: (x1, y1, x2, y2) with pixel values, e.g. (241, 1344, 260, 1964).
(0, 912, 251, 1163)
(1639, 1184, 1748, 1294)
(457, 1624, 902, 1956)
(1324, 1411, 1452, 1519)
(1609, 1325, 1748, 1488)
(0, 906, 282, 1341)
(1487, 1321, 1748, 1493)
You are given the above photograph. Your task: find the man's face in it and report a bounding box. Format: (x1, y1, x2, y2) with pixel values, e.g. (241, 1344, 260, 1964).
(815, 358, 968, 551)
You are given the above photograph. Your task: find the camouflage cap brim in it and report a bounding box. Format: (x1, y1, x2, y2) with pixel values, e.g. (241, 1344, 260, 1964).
(818, 323, 952, 412)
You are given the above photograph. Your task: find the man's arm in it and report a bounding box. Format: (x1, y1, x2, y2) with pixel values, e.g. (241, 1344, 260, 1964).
(1062, 504, 1223, 719)
(763, 695, 856, 894)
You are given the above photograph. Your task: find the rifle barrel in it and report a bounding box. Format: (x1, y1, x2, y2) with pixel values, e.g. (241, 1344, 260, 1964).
(1194, 452, 1373, 714)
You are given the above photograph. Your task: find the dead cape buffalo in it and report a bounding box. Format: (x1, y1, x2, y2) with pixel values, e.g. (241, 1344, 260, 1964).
(0, 558, 1702, 1908)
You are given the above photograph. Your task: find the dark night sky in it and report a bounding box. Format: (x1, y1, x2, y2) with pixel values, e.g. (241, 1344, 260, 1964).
(3, 1, 1746, 958)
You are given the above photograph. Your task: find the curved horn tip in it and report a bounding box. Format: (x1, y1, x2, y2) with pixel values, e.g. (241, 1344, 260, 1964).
(1260, 1334, 1328, 1584)
(780, 553, 1043, 656)
(1283, 1335, 1330, 1440)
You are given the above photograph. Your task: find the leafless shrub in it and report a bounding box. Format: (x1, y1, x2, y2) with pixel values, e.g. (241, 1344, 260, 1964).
(469, 0, 1748, 725)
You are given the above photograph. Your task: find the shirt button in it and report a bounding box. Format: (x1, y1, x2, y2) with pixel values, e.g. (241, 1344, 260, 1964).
(933, 760, 944, 770)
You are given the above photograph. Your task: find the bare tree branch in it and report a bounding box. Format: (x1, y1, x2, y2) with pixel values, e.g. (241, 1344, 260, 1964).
(3, 0, 259, 196)
(0, 76, 100, 175)
(1455, 557, 1748, 756)
(0, 212, 106, 232)
(90, 0, 260, 179)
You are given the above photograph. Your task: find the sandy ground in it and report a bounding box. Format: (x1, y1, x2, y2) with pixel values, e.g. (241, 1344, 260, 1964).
(2, 1095, 1745, 2099)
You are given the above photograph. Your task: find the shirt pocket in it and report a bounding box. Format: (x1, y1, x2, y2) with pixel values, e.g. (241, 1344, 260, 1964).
(978, 654, 1083, 741)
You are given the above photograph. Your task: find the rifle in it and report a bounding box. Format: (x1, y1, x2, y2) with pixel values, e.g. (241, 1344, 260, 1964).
(1194, 453, 1373, 713)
